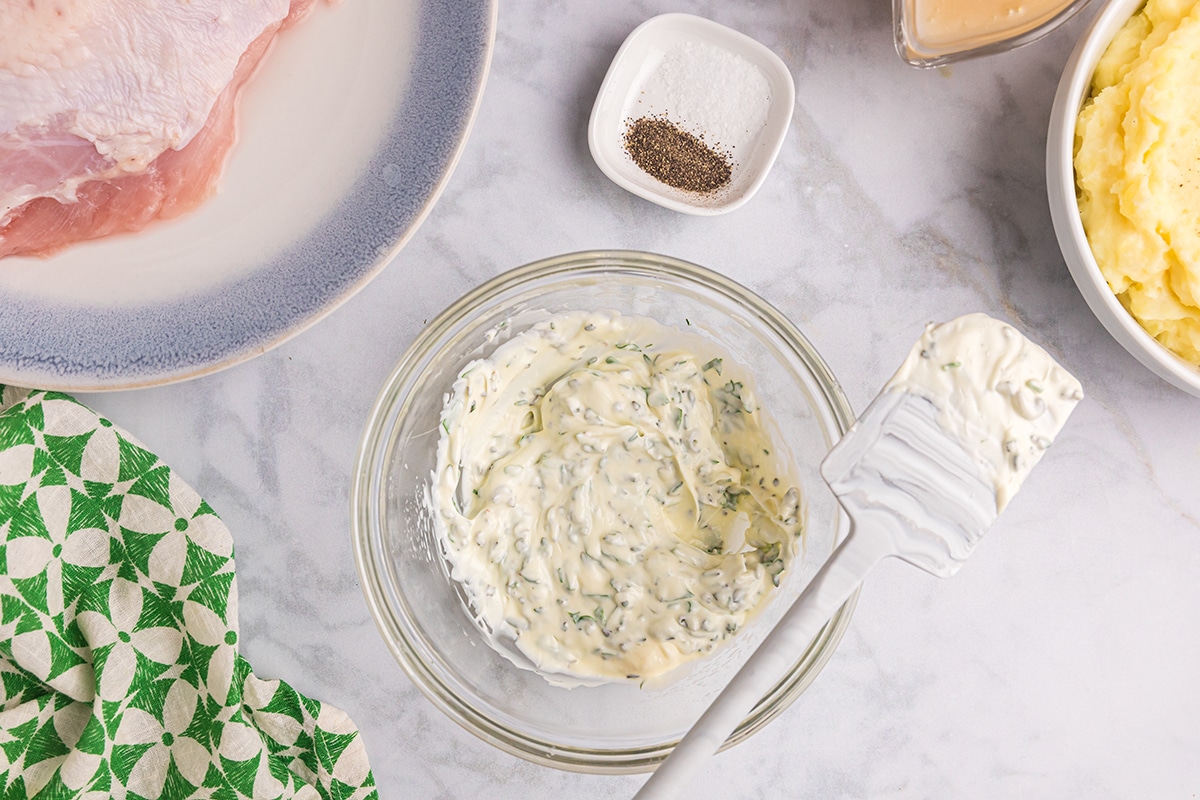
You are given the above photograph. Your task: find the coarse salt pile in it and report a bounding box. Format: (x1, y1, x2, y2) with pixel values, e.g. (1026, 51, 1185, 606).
(649, 41, 772, 150)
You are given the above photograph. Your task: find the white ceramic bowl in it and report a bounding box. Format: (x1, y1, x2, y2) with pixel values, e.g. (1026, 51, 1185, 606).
(1046, 0, 1200, 397)
(351, 251, 858, 772)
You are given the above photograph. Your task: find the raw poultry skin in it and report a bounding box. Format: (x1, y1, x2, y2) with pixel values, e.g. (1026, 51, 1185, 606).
(0, 0, 320, 259)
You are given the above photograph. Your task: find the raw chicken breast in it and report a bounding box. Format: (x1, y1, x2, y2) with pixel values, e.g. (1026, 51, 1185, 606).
(0, 0, 320, 259)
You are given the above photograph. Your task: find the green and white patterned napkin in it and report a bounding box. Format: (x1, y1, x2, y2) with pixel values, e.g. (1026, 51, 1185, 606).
(0, 386, 377, 800)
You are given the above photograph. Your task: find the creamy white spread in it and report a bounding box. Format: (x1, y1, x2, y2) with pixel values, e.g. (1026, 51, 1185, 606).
(430, 311, 803, 684)
(885, 313, 1084, 511)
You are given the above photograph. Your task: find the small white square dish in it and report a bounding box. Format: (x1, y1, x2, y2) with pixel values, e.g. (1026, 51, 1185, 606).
(588, 14, 795, 216)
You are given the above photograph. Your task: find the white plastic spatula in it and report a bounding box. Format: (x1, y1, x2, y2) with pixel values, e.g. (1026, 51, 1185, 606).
(633, 314, 1083, 800)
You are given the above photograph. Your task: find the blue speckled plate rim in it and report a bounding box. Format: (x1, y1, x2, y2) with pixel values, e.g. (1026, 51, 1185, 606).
(0, 0, 497, 392)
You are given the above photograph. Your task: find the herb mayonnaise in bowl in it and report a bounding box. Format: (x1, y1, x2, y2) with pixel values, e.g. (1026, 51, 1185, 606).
(351, 251, 858, 772)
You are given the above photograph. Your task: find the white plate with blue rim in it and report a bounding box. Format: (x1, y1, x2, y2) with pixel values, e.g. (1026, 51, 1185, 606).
(0, 0, 496, 391)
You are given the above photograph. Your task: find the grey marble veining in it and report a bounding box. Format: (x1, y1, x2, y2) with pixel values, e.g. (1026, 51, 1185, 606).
(78, 1, 1200, 797)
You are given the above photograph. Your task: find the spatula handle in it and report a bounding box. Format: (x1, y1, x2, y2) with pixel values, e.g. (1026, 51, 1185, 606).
(633, 524, 892, 800)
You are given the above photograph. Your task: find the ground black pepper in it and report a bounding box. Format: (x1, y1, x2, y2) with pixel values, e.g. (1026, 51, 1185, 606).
(622, 116, 732, 194)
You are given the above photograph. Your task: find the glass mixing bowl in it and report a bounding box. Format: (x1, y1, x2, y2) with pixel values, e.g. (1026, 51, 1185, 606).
(351, 250, 858, 773)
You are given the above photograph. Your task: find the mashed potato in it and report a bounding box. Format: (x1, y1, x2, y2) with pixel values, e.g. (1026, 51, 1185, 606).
(1075, 0, 1200, 366)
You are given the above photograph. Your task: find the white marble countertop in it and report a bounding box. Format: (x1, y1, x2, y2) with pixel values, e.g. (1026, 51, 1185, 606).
(80, 1, 1200, 797)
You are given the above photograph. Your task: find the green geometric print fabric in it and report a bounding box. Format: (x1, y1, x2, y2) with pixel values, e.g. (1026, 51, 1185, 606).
(0, 386, 377, 800)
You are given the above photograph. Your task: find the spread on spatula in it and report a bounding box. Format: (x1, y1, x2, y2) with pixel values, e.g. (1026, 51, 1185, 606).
(634, 313, 1083, 800)
(820, 312, 1084, 577)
